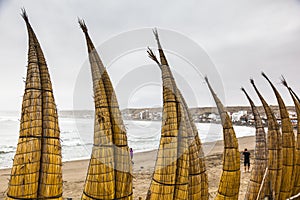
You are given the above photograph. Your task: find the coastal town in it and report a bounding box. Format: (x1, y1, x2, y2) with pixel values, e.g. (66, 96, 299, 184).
(120, 106, 298, 127)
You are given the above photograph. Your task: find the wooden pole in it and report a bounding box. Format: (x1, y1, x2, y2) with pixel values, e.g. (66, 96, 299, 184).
(286, 192, 300, 200)
(257, 167, 269, 200)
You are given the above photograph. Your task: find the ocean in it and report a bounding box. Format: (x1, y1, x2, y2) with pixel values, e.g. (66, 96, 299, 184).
(0, 111, 255, 169)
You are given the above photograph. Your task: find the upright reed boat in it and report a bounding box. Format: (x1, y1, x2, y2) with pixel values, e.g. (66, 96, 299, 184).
(146, 29, 208, 200)
(79, 20, 133, 200)
(251, 79, 282, 200)
(241, 88, 268, 200)
(205, 77, 240, 200)
(262, 73, 295, 199)
(282, 77, 300, 196)
(6, 10, 63, 199)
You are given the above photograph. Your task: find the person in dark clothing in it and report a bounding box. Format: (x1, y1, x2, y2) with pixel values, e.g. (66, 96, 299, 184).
(243, 148, 250, 172)
(130, 148, 134, 164)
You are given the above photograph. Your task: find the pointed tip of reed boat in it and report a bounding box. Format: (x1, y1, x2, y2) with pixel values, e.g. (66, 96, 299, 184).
(281, 75, 289, 88)
(78, 18, 88, 33)
(147, 47, 160, 65)
(152, 27, 162, 49)
(261, 71, 271, 83)
(21, 8, 29, 23)
(204, 76, 209, 84)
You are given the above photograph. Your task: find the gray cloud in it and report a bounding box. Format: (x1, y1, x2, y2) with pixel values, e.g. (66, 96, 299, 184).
(0, 0, 300, 111)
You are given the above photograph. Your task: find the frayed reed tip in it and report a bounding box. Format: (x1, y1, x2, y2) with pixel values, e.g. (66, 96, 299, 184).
(21, 8, 29, 23)
(152, 28, 162, 49)
(261, 71, 269, 80)
(78, 18, 88, 33)
(204, 76, 209, 83)
(281, 76, 288, 88)
(147, 47, 160, 65)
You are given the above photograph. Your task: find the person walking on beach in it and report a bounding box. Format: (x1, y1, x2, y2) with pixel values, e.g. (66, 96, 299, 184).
(130, 148, 134, 164)
(243, 148, 250, 172)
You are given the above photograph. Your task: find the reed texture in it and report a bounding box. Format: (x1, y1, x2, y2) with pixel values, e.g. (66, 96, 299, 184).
(282, 77, 300, 196)
(205, 77, 240, 200)
(241, 88, 268, 200)
(146, 29, 208, 200)
(79, 20, 132, 200)
(251, 79, 282, 200)
(262, 73, 295, 199)
(6, 9, 62, 200)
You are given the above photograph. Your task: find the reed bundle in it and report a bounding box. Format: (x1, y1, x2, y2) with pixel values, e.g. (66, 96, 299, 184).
(282, 77, 300, 196)
(250, 79, 282, 200)
(205, 77, 240, 200)
(262, 73, 295, 199)
(241, 88, 268, 200)
(179, 91, 208, 200)
(6, 9, 62, 199)
(79, 20, 132, 200)
(146, 29, 208, 200)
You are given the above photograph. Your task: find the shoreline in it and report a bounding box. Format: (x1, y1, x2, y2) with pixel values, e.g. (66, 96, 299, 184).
(0, 135, 255, 199)
(0, 121, 256, 170)
(0, 134, 255, 170)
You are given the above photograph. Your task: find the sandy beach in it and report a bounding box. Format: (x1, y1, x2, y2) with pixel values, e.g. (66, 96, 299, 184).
(0, 135, 255, 200)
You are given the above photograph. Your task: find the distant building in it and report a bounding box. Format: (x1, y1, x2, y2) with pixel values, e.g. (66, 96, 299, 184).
(231, 111, 247, 122)
(199, 112, 220, 122)
(289, 111, 297, 119)
(152, 112, 162, 120)
(208, 113, 218, 121)
(140, 110, 150, 120)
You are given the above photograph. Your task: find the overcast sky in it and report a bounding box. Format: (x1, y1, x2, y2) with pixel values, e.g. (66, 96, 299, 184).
(1, 0, 300, 111)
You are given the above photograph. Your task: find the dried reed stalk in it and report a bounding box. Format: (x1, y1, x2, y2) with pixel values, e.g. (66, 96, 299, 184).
(241, 88, 268, 200)
(178, 91, 208, 200)
(205, 77, 240, 200)
(6, 9, 62, 199)
(154, 29, 208, 200)
(250, 79, 282, 200)
(282, 77, 300, 196)
(146, 29, 208, 200)
(79, 19, 132, 200)
(262, 73, 295, 199)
